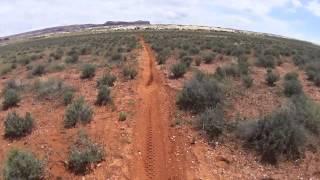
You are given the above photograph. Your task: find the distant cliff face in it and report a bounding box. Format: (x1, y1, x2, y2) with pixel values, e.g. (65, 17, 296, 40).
(104, 21, 150, 26)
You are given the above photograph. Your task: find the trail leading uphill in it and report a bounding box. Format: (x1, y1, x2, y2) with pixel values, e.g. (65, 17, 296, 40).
(130, 37, 187, 180)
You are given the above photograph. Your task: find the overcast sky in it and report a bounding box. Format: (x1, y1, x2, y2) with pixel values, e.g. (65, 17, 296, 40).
(0, 0, 319, 43)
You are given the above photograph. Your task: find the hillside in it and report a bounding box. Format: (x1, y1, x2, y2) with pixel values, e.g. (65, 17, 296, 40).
(0, 28, 320, 179)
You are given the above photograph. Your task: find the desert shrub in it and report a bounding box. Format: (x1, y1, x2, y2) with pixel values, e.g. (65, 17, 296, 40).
(284, 72, 299, 81)
(189, 47, 200, 55)
(3, 149, 44, 180)
(80, 64, 96, 79)
(122, 66, 137, 80)
(65, 55, 79, 64)
(119, 112, 127, 121)
(171, 63, 187, 79)
(256, 55, 275, 68)
(195, 57, 201, 66)
(198, 107, 224, 139)
(63, 90, 74, 105)
(240, 95, 320, 164)
(50, 48, 64, 60)
(238, 57, 250, 75)
(33, 78, 72, 100)
(97, 73, 116, 87)
(244, 108, 306, 164)
(32, 64, 46, 76)
(95, 86, 111, 106)
(283, 73, 302, 97)
(0, 64, 13, 75)
(48, 63, 65, 72)
(314, 74, 320, 87)
(177, 75, 224, 113)
(222, 64, 240, 77)
(181, 56, 193, 67)
(3, 89, 20, 110)
(265, 69, 279, 86)
(4, 112, 34, 138)
(214, 67, 226, 80)
(203, 53, 216, 64)
(111, 53, 122, 61)
(68, 131, 105, 174)
(2, 79, 23, 95)
(64, 98, 93, 128)
(242, 75, 253, 88)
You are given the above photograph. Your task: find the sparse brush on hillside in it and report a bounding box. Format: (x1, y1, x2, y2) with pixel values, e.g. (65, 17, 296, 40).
(64, 97, 93, 128)
(80, 64, 96, 79)
(68, 131, 105, 174)
(283, 72, 303, 97)
(238, 95, 320, 164)
(97, 73, 117, 87)
(32, 64, 46, 76)
(3, 89, 20, 110)
(198, 106, 225, 139)
(122, 66, 137, 80)
(33, 78, 73, 100)
(3, 149, 44, 180)
(177, 73, 224, 113)
(265, 69, 279, 86)
(170, 63, 187, 79)
(4, 112, 34, 138)
(95, 86, 112, 106)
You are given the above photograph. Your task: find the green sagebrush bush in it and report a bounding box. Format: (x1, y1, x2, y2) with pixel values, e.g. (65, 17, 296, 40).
(4, 112, 34, 138)
(283, 72, 303, 97)
(177, 74, 224, 113)
(64, 98, 93, 128)
(68, 131, 105, 174)
(3, 149, 44, 180)
(97, 73, 117, 87)
(95, 86, 112, 106)
(198, 106, 225, 139)
(3, 89, 20, 110)
(239, 95, 320, 164)
(80, 64, 96, 79)
(265, 69, 279, 86)
(170, 63, 187, 79)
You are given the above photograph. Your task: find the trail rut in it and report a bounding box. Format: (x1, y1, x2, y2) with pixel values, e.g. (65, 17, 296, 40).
(131, 37, 187, 180)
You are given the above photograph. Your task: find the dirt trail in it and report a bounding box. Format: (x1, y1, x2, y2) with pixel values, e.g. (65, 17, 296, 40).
(131, 37, 187, 180)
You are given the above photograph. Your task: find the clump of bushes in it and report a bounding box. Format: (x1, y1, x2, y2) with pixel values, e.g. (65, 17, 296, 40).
(68, 131, 105, 174)
(256, 55, 275, 68)
(97, 73, 117, 87)
(283, 72, 303, 97)
(242, 75, 253, 88)
(122, 66, 137, 80)
(203, 53, 216, 64)
(63, 90, 74, 105)
(32, 64, 46, 76)
(305, 63, 320, 87)
(239, 95, 320, 164)
(198, 107, 225, 139)
(3, 149, 44, 180)
(80, 64, 96, 79)
(64, 98, 93, 128)
(170, 63, 187, 79)
(65, 55, 79, 64)
(3, 89, 20, 110)
(50, 48, 64, 60)
(181, 56, 193, 67)
(265, 69, 279, 86)
(95, 86, 111, 106)
(33, 78, 72, 100)
(177, 74, 224, 113)
(4, 112, 34, 138)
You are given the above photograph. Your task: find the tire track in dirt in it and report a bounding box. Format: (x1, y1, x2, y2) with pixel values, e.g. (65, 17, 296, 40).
(130, 37, 187, 180)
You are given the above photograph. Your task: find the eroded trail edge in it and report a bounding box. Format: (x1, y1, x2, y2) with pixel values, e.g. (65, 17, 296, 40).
(130, 37, 187, 180)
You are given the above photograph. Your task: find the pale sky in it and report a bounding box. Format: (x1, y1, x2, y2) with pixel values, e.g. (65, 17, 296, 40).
(0, 0, 319, 44)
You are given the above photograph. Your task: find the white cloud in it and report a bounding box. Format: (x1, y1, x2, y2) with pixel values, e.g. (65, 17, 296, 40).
(307, 0, 320, 16)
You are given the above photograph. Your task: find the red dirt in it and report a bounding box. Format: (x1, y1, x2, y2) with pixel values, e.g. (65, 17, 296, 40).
(130, 37, 187, 180)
